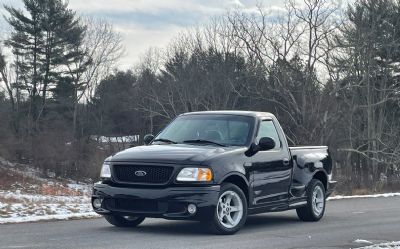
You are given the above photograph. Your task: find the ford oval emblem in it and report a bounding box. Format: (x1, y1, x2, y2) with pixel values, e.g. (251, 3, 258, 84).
(134, 170, 147, 177)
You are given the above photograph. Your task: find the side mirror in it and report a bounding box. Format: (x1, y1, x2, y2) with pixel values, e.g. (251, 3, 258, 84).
(143, 134, 154, 145)
(258, 137, 276, 151)
(245, 137, 276, 157)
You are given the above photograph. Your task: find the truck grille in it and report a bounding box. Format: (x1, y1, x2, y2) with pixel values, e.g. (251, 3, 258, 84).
(112, 165, 174, 184)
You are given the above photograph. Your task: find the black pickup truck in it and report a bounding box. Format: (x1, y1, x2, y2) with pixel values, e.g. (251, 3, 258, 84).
(92, 111, 336, 234)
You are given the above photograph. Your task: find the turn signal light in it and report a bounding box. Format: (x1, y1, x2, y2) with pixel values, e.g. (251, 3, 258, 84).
(198, 168, 213, 181)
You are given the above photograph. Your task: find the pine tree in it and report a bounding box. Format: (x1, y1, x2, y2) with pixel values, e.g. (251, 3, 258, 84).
(335, 0, 400, 187)
(5, 0, 43, 122)
(4, 0, 87, 128)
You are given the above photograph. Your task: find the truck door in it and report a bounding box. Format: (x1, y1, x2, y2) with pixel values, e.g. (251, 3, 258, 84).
(248, 119, 292, 206)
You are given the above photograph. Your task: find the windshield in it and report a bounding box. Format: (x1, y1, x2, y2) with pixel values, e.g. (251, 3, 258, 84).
(154, 114, 255, 146)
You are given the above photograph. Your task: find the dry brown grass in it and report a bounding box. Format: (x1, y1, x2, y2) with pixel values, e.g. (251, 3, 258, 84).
(351, 188, 371, 195)
(40, 183, 81, 196)
(0, 166, 43, 193)
(0, 206, 12, 217)
(0, 195, 21, 204)
(0, 165, 85, 196)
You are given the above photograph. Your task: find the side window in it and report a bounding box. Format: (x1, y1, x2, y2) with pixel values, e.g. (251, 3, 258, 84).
(256, 120, 281, 149)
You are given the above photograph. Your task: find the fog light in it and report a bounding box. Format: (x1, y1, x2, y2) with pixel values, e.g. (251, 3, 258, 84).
(188, 204, 197, 214)
(93, 198, 103, 209)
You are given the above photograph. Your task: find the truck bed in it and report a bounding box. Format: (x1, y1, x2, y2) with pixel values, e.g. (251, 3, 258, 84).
(289, 146, 332, 192)
(290, 146, 331, 170)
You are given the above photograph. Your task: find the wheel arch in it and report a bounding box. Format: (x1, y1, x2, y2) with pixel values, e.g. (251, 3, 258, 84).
(220, 173, 250, 205)
(312, 170, 328, 191)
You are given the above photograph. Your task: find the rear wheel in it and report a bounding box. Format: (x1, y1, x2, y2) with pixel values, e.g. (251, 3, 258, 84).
(208, 183, 248, 235)
(296, 179, 326, 221)
(104, 215, 145, 227)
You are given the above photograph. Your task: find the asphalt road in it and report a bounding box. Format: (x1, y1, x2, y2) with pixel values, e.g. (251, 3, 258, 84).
(1, 196, 399, 249)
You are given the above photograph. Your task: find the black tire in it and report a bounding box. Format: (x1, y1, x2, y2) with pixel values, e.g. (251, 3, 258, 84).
(208, 183, 248, 235)
(104, 215, 145, 227)
(296, 179, 326, 222)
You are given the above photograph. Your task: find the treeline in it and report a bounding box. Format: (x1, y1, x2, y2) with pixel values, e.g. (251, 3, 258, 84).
(0, 0, 123, 178)
(0, 0, 399, 193)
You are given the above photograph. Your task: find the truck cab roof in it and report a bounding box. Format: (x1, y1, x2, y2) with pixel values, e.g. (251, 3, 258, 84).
(180, 110, 276, 119)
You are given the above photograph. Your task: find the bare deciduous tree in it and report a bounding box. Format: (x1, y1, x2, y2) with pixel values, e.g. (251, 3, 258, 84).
(67, 18, 124, 137)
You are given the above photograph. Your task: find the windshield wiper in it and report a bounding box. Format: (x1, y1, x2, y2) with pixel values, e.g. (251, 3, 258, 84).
(152, 138, 178, 144)
(183, 139, 226, 147)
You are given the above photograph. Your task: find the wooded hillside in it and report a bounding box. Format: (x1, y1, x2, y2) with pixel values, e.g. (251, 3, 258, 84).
(0, 0, 399, 194)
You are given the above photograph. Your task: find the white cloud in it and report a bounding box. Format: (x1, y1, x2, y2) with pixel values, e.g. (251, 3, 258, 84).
(113, 22, 183, 70)
(68, 0, 240, 15)
(227, 0, 245, 8)
(0, 0, 288, 67)
(66, 0, 270, 66)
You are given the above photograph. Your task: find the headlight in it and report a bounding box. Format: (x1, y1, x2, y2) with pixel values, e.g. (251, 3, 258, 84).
(176, 168, 213, 182)
(100, 163, 111, 178)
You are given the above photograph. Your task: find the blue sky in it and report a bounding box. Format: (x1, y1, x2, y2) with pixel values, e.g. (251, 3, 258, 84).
(0, 0, 293, 68)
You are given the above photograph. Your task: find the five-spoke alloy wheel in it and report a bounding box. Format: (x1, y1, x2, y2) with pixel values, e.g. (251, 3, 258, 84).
(296, 179, 326, 221)
(312, 185, 324, 216)
(209, 183, 248, 235)
(217, 190, 244, 229)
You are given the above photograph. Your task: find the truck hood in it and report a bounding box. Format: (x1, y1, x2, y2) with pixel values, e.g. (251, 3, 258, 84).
(109, 144, 242, 165)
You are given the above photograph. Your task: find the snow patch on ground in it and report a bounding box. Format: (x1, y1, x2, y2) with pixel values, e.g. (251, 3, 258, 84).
(67, 183, 92, 195)
(1, 190, 88, 203)
(328, 193, 400, 200)
(354, 239, 373, 244)
(0, 190, 99, 224)
(0, 156, 99, 224)
(0, 212, 99, 224)
(355, 241, 400, 249)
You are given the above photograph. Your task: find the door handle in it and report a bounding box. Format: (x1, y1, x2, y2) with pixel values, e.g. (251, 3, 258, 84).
(244, 162, 252, 167)
(283, 158, 290, 166)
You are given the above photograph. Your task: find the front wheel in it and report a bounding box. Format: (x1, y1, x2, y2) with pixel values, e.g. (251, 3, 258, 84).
(296, 179, 326, 221)
(104, 215, 145, 227)
(208, 183, 248, 235)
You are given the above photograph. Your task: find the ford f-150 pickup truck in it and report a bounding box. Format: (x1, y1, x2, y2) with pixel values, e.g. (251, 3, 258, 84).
(92, 111, 336, 234)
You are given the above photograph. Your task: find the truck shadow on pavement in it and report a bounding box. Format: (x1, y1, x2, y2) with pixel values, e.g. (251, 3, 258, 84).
(98, 213, 301, 236)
